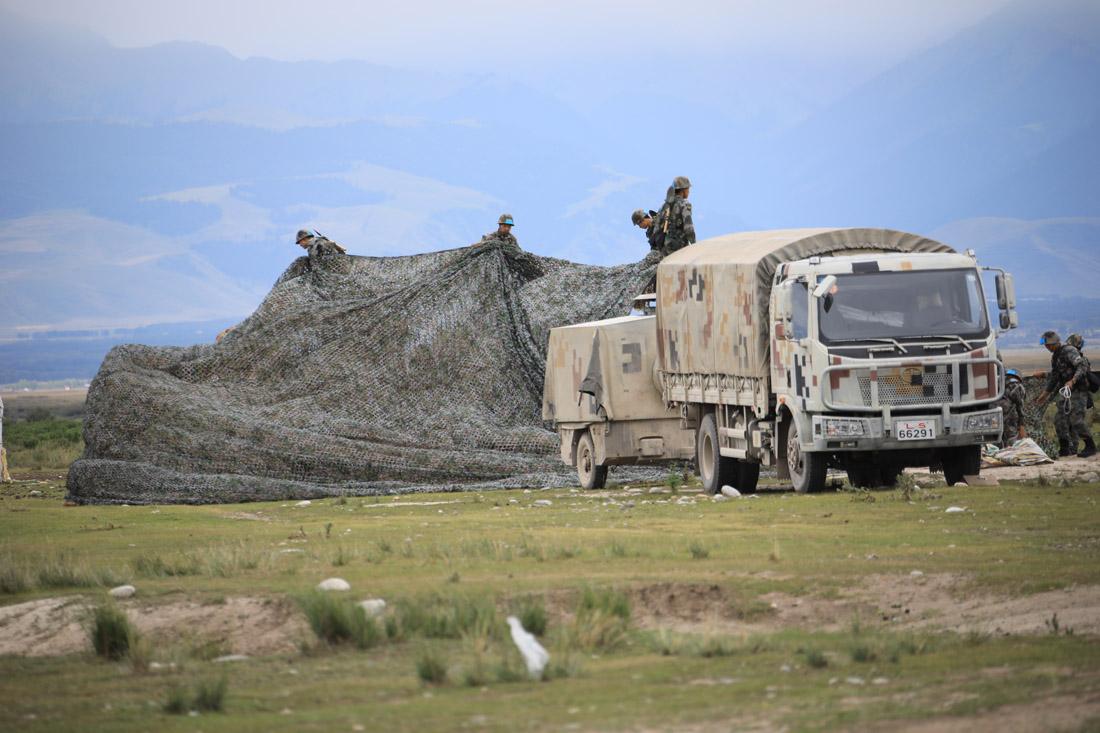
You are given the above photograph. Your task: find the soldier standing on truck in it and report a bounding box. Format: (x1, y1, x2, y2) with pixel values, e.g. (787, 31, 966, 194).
(481, 214, 518, 246)
(1031, 330, 1097, 458)
(632, 208, 661, 252)
(657, 176, 695, 256)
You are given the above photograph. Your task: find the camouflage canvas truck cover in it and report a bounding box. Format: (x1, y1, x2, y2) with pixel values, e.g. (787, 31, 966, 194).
(542, 315, 694, 488)
(656, 228, 1018, 493)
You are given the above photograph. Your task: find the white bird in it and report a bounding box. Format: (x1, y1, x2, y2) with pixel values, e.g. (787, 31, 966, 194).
(506, 616, 549, 680)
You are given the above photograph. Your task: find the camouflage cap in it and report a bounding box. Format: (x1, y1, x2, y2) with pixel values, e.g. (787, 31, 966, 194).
(672, 175, 691, 190)
(296, 229, 313, 243)
(1067, 333, 1084, 348)
(498, 214, 515, 226)
(1040, 330, 1061, 346)
(631, 209, 649, 226)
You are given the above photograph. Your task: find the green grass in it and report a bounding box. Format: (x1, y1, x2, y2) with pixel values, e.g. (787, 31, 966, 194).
(2, 416, 83, 470)
(2, 478, 1100, 731)
(89, 601, 136, 661)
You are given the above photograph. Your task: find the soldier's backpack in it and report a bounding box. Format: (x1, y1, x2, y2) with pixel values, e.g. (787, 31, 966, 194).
(651, 186, 675, 252)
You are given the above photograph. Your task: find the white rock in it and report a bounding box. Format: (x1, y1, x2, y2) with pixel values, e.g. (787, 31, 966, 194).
(712, 494, 728, 502)
(910, 570, 924, 577)
(508, 498, 519, 504)
(1080, 472, 1099, 484)
(28, 490, 42, 497)
(213, 654, 249, 663)
(944, 506, 966, 514)
(533, 499, 552, 507)
(720, 486, 742, 498)
(317, 578, 351, 592)
(108, 584, 136, 599)
(295, 500, 312, 507)
(278, 548, 305, 554)
(648, 487, 666, 494)
(359, 599, 387, 616)
(872, 677, 889, 685)
(846, 676, 865, 685)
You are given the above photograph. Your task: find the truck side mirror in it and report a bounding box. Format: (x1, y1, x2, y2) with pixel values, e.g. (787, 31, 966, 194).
(1000, 311, 1018, 329)
(995, 273, 1016, 310)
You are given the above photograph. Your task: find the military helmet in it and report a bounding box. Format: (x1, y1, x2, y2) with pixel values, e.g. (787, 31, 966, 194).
(1006, 368, 1020, 379)
(631, 209, 649, 226)
(295, 229, 313, 244)
(672, 175, 691, 191)
(1040, 330, 1061, 346)
(498, 214, 515, 226)
(1067, 333, 1085, 349)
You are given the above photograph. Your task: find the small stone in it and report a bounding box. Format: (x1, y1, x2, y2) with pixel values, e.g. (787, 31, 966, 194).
(1080, 472, 1099, 484)
(780, 664, 791, 672)
(317, 578, 351, 591)
(720, 486, 741, 498)
(279, 548, 304, 554)
(359, 599, 387, 616)
(508, 498, 519, 504)
(109, 584, 136, 599)
(712, 494, 728, 502)
(846, 676, 865, 685)
(865, 553, 878, 560)
(295, 500, 312, 507)
(910, 570, 924, 577)
(28, 490, 42, 497)
(213, 654, 249, 663)
(872, 677, 889, 685)
(533, 499, 552, 507)
(622, 501, 635, 509)
(648, 487, 666, 494)
(944, 506, 966, 513)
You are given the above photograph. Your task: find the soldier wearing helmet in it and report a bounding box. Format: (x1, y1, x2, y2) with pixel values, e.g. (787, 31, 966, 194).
(481, 214, 519, 247)
(993, 366, 1027, 448)
(293, 228, 348, 275)
(656, 176, 695, 256)
(1032, 330, 1096, 458)
(631, 208, 660, 251)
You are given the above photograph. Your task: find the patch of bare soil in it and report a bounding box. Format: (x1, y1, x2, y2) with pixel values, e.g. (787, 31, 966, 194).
(864, 693, 1100, 733)
(0, 595, 308, 657)
(857, 573, 1100, 635)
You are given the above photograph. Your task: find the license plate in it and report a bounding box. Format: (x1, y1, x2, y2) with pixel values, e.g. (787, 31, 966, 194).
(895, 420, 935, 441)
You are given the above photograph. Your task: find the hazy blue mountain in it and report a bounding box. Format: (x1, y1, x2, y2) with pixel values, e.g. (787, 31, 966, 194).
(1, 0, 1098, 365)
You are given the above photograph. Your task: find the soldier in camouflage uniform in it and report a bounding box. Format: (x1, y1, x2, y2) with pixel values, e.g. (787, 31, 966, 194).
(1032, 330, 1096, 458)
(296, 229, 348, 272)
(477, 214, 545, 280)
(631, 208, 660, 251)
(657, 176, 695, 256)
(994, 368, 1027, 447)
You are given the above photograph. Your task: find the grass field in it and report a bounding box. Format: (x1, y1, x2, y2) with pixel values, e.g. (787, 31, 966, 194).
(2, 473, 1100, 732)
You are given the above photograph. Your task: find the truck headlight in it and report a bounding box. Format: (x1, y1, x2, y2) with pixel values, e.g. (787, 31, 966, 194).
(823, 417, 867, 437)
(963, 412, 1001, 432)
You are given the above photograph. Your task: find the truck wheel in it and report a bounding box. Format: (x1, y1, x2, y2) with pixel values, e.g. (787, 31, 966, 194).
(735, 460, 760, 494)
(787, 418, 826, 493)
(576, 432, 607, 490)
(697, 413, 737, 494)
(941, 446, 980, 486)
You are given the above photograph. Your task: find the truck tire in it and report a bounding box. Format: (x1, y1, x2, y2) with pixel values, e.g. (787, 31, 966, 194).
(787, 418, 826, 493)
(697, 413, 737, 494)
(576, 431, 607, 490)
(941, 446, 980, 486)
(735, 460, 760, 494)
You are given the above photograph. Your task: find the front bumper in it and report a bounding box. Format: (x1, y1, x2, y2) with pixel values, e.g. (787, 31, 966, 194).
(807, 408, 1002, 452)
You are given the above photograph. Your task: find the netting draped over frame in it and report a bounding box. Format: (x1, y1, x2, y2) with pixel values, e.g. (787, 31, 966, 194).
(67, 241, 660, 504)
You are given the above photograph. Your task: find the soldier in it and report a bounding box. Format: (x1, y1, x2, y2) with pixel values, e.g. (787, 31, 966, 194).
(631, 208, 661, 251)
(1031, 330, 1096, 458)
(295, 229, 348, 273)
(657, 176, 695, 256)
(994, 368, 1027, 447)
(0, 395, 10, 483)
(481, 214, 518, 246)
(1067, 333, 1097, 413)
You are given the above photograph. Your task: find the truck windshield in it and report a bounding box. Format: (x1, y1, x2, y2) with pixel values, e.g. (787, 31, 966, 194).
(817, 268, 988, 344)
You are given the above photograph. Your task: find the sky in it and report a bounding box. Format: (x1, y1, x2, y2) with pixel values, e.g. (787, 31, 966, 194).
(3, 0, 1013, 74)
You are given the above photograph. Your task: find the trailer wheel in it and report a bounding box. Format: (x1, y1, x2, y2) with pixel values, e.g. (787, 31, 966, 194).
(697, 413, 737, 494)
(576, 431, 607, 490)
(787, 418, 826, 493)
(941, 446, 980, 486)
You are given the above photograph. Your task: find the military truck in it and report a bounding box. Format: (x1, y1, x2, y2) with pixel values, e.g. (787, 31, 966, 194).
(543, 228, 1018, 492)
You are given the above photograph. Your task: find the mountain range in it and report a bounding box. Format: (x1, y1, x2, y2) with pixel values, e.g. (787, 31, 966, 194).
(1, 0, 1098, 350)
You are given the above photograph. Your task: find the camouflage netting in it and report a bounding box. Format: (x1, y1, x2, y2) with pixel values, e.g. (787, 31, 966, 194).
(67, 241, 662, 504)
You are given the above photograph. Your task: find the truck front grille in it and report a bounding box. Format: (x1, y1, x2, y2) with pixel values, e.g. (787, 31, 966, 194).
(856, 368, 954, 407)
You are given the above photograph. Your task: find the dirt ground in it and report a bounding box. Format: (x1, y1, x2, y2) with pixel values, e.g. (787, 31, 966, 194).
(0, 595, 308, 657)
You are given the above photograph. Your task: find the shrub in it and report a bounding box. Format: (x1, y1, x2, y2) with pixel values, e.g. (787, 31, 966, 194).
(804, 649, 828, 669)
(517, 598, 548, 637)
(91, 602, 136, 660)
(850, 644, 876, 663)
(688, 541, 710, 560)
(416, 647, 448, 685)
(194, 674, 229, 712)
(394, 594, 500, 640)
(297, 591, 381, 648)
(163, 686, 190, 715)
(578, 587, 630, 621)
(0, 562, 32, 594)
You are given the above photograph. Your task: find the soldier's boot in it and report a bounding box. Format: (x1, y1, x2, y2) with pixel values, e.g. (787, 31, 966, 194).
(1058, 439, 1074, 457)
(1079, 436, 1098, 459)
